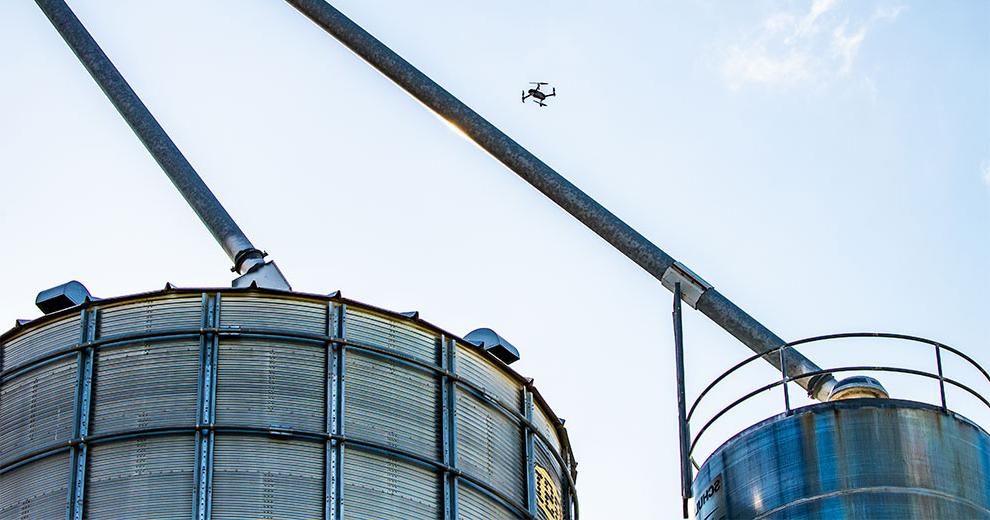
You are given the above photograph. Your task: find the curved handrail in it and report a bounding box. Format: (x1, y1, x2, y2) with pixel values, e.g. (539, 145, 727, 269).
(686, 333, 990, 463)
(686, 349, 768, 423)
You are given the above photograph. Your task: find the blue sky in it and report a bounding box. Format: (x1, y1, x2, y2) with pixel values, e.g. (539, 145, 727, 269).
(2, 1, 988, 517)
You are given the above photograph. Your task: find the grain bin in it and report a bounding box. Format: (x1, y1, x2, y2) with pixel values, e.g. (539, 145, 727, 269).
(1, 287, 576, 519)
(691, 399, 990, 519)
(675, 328, 990, 520)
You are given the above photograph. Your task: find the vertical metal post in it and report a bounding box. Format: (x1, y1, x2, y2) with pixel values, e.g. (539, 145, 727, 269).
(68, 306, 97, 520)
(934, 343, 948, 411)
(445, 337, 459, 519)
(672, 283, 692, 519)
(325, 301, 343, 520)
(779, 344, 792, 415)
(193, 293, 218, 520)
(440, 336, 452, 520)
(333, 304, 347, 519)
(524, 389, 537, 518)
(561, 449, 573, 520)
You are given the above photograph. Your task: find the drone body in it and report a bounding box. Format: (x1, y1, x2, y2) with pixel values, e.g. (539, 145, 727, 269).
(522, 82, 556, 107)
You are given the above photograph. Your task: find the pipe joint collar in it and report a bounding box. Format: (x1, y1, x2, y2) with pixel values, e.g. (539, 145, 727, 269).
(231, 248, 267, 274)
(662, 262, 713, 309)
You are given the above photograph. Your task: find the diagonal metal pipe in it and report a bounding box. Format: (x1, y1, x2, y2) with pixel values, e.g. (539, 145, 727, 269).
(285, 0, 835, 400)
(35, 0, 290, 290)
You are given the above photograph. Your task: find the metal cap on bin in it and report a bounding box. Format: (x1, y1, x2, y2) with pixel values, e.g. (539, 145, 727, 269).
(35, 280, 93, 314)
(828, 375, 889, 401)
(465, 328, 520, 365)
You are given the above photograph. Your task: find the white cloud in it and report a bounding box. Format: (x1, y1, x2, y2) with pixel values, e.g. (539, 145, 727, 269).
(721, 1, 904, 89)
(874, 5, 908, 21)
(723, 45, 812, 89)
(796, 0, 839, 38)
(982, 161, 990, 187)
(832, 21, 867, 76)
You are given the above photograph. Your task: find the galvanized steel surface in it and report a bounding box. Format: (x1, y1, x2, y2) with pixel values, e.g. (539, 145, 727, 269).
(1, 312, 78, 370)
(342, 447, 441, 519)
(0, 357, 77, 467)
(692, 400, 990, 519)
(456, 390, 527, 505)
(86, 435, 196, 519)
(211, 436, 324, 519)
(216, 339, 326, 433)
(0, 288, 577, 519)
(344, 351, 440, 460)
(91, 341, 200, 435)
(458, 482, 517, 520)
(0, 451, 70, 520)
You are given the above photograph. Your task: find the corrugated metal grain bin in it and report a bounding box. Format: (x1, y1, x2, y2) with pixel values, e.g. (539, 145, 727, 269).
(1, 288, 577, 519)
(681, 332, 990, 520)
(691, 400, 990, 519)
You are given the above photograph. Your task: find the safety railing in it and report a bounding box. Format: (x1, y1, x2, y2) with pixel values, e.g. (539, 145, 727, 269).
(688, 333, 990, 466)
(670, 286, 990, 518)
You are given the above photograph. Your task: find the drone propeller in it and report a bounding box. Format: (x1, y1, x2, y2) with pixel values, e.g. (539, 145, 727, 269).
(530, 82, 549, 86)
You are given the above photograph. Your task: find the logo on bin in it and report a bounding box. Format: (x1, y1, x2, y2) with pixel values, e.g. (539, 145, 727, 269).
(535, 465, 563, 520)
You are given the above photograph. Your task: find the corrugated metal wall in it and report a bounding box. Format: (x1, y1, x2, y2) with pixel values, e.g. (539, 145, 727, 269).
(99, 296, 201, 339)
(85, 435, 195, 519)
(0, 452, 69, 520)
(342, 447, 441, 519)
(215, 339, 325, 432)
(344, 351, 440, 460)
(0, 289, 576, 519)
(1, 313, 78, 371)
(91, 341, 199, 435)
(457, 343, 522, 412)
(458, 482, 518, 520)
(456, 390, 526, 505)
(346, 307, 439, 364)
(1, 357, 76, 465)
(212, 436, 324, 519)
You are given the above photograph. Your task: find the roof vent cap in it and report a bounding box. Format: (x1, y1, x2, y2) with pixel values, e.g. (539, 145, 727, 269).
(464, 328, 520, 365)
(828, 375, 889, 401)
(36, 280, 92, 314)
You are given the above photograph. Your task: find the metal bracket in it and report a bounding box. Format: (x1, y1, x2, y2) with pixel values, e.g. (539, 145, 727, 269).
(194, 293, 219, 520)
(672, 283, 693, 518)
(326, 303, 345, 520)
(232, 261, 291, 291)
(524, 389, 537, 517)
(661, 262, 712, 309)
(68, 306, 97, 520)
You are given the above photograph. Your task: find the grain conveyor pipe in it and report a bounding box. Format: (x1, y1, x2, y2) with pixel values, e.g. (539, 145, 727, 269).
(35, 0, 290, 290)
(285, 0, 835, 400)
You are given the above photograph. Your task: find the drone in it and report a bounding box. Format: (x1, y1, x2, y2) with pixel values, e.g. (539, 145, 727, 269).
(522, 82, 556, 107)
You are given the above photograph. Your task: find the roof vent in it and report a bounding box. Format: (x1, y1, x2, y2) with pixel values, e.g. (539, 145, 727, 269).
(828, 375, 889, 401)
(464, 328, 520, 365)
(36, 280, 92, 314)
